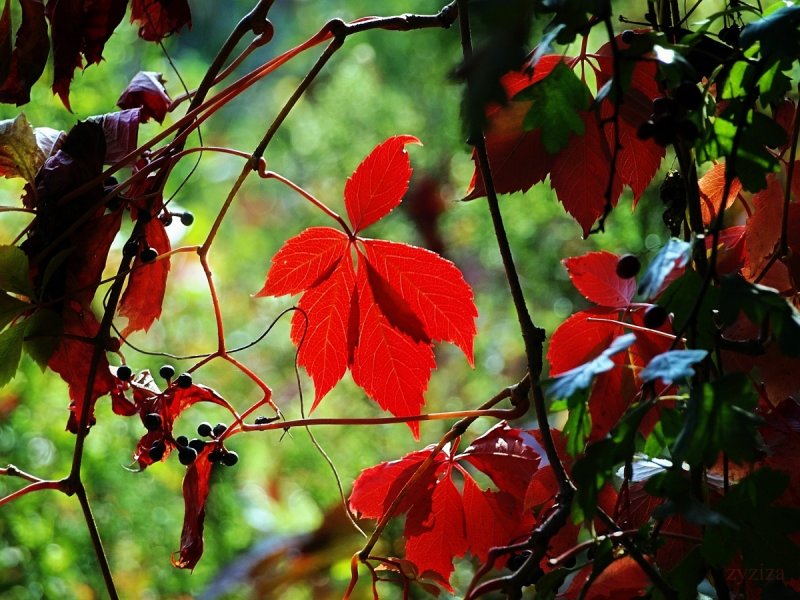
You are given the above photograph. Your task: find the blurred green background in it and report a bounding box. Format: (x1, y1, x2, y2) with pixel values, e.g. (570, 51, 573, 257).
(0, 1, 673, 598)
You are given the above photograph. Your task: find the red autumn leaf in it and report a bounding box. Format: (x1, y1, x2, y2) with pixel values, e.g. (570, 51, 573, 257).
(46, 0, 128, 110)
(117, 71, 172, 124)
(0, 0, 11, 82)
(563, 251, 636, 308)
(745, 173, 783, 279)
(699, 161, 743, 225)
(118, 217, 171, 336)
(345, 134, 420, 234)
(464, 55, 563, 200)
(349, 423, 541, 586)
(565, 556, 652, 599)
(50, 304, 117, 433)
(172, 446, 213, 569)
(257, 137, 477, 435)
(547, 307, 621, 376)
(90, 108, 142, 165)
(110, 369, 230, 468)
(0, 0, 48, 106)
(131, 0, 191, 42)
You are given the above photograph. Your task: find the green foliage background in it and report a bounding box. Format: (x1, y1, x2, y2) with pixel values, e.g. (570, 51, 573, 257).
(0, 1, 672, 598)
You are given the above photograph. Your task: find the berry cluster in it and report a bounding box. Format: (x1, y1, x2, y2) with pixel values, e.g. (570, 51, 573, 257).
(637, 81, 704, 147)
(196, 421, 239, 466)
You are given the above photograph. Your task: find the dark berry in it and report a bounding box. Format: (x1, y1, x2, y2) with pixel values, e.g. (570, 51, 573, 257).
(208, 449, 225, 463)
(212, 423, 227, 437)
(148, 440, 166, 462)
(652, 114, 677, 146)
(176, 373, 193, 389)
(180, 212, 194, 226)
(676, 119, 699, 142)
(143, 412, 162, 432)
(189, 438, 206, 452)
(116, 364, 132, 381)
(123, 240, 139, 258)
(178, 446, 198, 466)
(615, 254, 641, 279)
(643, 305, 668, 329)
(637, 120, 655, 140)
(197, 422, 213, 437)
(140, 246, 158, 263)
(675, 81, 704, 111)
(621, 29, 635, 44)
(254, 415, 269, 425)
(159, 364, 175, 380)
(719, 25, 740, 47)
(652, 96, 677, 117)
(221, 451, 239, 467)
(159, 213, 173, 226)
(106, 337, 121, 352)
(175, 435, 189, 447)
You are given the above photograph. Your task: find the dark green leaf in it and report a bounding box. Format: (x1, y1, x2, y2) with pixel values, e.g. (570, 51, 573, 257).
(638, 238, 691, 299)
(739, 4, 800, 60)
(657, 269, 720, 350)
(0, 291, 28, 330)
(719, 275, 800, 356)
(23, 308, 62, 370)
(0, 245, 33, 297)
(516, 62, 591, 153)
(0, 322, 24, 387)
(640, 350, 708, 384)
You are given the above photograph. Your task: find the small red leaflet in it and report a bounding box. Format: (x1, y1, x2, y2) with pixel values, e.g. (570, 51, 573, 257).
(349, 422, 541, 588)
(257, 136, 477, 437)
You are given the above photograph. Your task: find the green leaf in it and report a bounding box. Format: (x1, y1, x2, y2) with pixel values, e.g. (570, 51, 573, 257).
(563, 389, 591, 457)
(0, 291, 29, 330)
(640, 349, 708, 384)
(0, 113, 45, 186)
(643, 406, 683, 457)
(637, 238, 691, 299)
(0, 322, 25, 387)
(0, 245, 33, 297)
(740, 4, 800, 60)
(672, 374, 761, 466)
(23, 309, 62, 370)
(516, 61, 591, 154)
(719, 275, 800, 356)
(658, 269, 720, 350)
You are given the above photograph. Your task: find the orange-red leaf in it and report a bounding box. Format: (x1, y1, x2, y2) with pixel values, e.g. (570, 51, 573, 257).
(172, 447, 212, 569)
(344, 135, 420, 234)
(351, 259, 435, 439)
(699, 162, 742, 225)
(290, 256, 357, 409)
(118, 217, 171, 336)
(258, 226, 349, 297)
(547, 308, 621, 376)
(362, 239, 477, 363)
(563, 251, 636, 308)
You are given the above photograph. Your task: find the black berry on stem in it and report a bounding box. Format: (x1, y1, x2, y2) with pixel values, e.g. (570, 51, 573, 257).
(616, 254, 641, 279)
(176, 373, 193, 389)
(143, 413, 162, 431)
(116, 365, 132, 381)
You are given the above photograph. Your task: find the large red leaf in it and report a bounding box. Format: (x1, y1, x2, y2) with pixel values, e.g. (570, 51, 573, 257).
(257, 137, 477, 432)
(289, 256, 357, 409)
(362, 239, 476, 363)
(547, 307, 621, 376)
(131, 0, 191, 42)
(549, 109, 623, 236)
(565, 556, 652, 599)
(172, 447, 212, 569)
(563, 251, 635, 308)
(351, 259, 435, 439)
(258, 226, 349, 297)
(745, 173, 783, 278)
(344, 135, 420, 234)
(118, 217, 171, 336)
(350, 423, 541, 587)
(0, 0, 49, 106)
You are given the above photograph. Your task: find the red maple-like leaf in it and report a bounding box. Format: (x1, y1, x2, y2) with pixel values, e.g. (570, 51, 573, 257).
(118, 217, 171, 336)
(564, 556, 652, 599)
(45, 0, 128, 110)
(349, 422, 541, 587)
(548, 252, 675, 440)
(131, 0, 191, 42)
(257, 136, 477, 436)
(465, 43, 664, 235)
